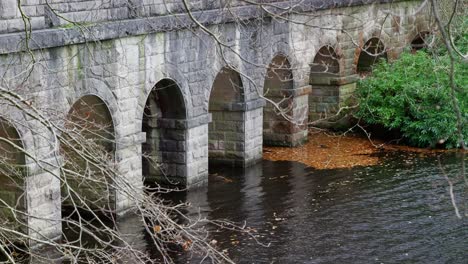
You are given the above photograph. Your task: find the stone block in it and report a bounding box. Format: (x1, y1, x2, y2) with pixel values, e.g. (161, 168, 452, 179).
(7, 18, 24, 32)
(225, 132, 243, 142)
(0, 0, 19, 19)
(323, 96, 338, 104)
(209, 131, 224, 140)
(208, 140, 218, 150)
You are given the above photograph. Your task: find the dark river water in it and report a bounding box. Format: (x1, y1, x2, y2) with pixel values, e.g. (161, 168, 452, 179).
(14, 151, 466, 263)
(163, 152, 467, 263)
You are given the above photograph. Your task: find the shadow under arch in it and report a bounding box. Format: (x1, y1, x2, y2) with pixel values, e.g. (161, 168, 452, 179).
(411, 31, 431, 51)
(0, 119, 27, 243)
(357, 38, 387, 74)
(142, 78, 188, 186)
(308, 45, 343, 121)
(311, 45, 340, 75)
(262, 54, 295, 146)
(61, 95, 116, 210)
(208, 66, 245, 166)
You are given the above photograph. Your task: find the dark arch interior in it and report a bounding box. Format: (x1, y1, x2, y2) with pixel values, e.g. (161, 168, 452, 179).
(263, 55, 294, 145)
(67, 95, 115, 152)
(62, 95, 115, 210)
(264, 55, 293, 93)
(357, 38, 387, 74)
(209, 67, 244, 110)
(411, 31, 430, 51)
(142, 79, 187, 185)
(148, 79, 187, 119)
(312, 46, 340, 75)
(0, 119, 26, 234)
(208, 67, 244, 165)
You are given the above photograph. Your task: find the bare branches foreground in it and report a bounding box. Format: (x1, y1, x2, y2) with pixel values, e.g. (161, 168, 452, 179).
(0, 0, 466, 263)
(0, 91, 259, 263)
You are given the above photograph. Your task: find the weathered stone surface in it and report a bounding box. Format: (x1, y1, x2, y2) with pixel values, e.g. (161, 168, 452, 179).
(0, 0, 430, 245)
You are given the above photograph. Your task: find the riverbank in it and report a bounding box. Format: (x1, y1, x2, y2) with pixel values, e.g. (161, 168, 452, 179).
(263, 129, 458, 169)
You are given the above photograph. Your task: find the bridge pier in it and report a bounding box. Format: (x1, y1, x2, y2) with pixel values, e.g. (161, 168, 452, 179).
(142, 117, 208, 186)
(144, 114, 211, 186)
(208, 66, 264, 168)
(26, 166, 62, 246)
(263, 86, 311, 147)
(114, 131, 146, 212)
(309, 73, 358, 123)
(209, 99, 264, 167)
(262, 55, 311, 147)
(0, 118, 62, 246)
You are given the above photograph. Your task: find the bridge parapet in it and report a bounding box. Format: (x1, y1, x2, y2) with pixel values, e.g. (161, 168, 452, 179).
(0, 1, 410, 37)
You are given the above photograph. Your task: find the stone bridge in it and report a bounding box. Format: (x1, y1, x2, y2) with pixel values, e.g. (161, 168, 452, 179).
(0, 0, 430, 244)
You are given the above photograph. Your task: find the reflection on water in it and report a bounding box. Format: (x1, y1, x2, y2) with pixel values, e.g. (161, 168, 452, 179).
(171, 152, 466, 263)
(4, 152, 466, 263)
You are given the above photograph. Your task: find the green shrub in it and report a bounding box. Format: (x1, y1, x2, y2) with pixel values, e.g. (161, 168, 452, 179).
(355, 51, 467, 148)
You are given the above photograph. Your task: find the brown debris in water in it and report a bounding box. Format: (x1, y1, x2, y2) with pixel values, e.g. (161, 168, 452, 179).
(263, 130, 458, 170)
(263, 130, 379, 169)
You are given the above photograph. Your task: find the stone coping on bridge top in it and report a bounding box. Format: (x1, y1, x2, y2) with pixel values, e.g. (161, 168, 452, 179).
(0, 0, 410, 55)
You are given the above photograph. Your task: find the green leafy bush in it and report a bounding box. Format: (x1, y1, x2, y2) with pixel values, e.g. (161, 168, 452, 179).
(355, 51, 467, 148)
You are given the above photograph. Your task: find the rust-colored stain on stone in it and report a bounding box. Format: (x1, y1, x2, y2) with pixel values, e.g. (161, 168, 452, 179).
(263, 130, 457, 169)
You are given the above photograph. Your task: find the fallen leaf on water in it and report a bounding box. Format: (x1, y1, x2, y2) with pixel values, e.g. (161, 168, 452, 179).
(153, 225, 161, 233)
(182, 239, 192, 251)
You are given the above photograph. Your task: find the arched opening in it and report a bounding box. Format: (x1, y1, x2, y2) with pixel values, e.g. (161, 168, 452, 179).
(311, 46, 340, 75)
(309, 46, 341, 120)
(208, 67, 244, 165)
(142, 79, 187, 185)
(357, 38, 387, 74)
(0, 119, 26, 240)
(61, 95, 115, 209)
(411, 31, 430, 51)
(263, 55, 294, 146)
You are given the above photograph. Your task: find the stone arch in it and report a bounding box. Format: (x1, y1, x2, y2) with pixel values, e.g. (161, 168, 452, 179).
(0, 109, 35, 162)
(208, 66, 245, 165)
(263, 41, 303, 90)
(144, 78, 187, 120)
(142, 78, 188, 185)
(263, 54, 295, 146)
(67, 77, 122, 142)
(0, 119, 27, 239)
(356, 37, 387, 74)
(411, 31, 431, 51)
(142, 64, 192, 120)
(72, 79, 119, 114)
(62, 94, 116, 209)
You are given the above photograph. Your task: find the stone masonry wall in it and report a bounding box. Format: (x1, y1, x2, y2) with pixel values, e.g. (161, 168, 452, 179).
(209, 110, 246, 166)
(289, 1, 431, 122)
(0, 0, 430, 243)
